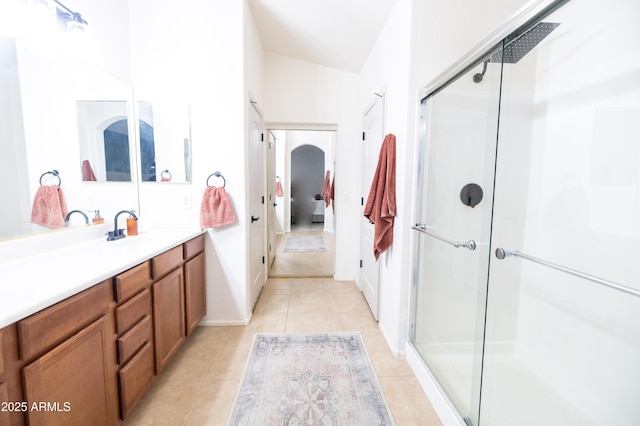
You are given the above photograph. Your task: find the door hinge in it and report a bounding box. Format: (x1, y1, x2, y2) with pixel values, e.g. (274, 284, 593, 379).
(261, 133, 264, 142)
(361, 197, 364, 206)
(360, 259, 363, 268)
(261, 196, 265, 204)
(262, 256, 265, 264)
(362, 131, 366, 141)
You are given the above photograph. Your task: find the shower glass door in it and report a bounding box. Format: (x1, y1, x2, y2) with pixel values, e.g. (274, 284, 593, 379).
(481, 0, 640, 424)
(410, 49, 502, 426)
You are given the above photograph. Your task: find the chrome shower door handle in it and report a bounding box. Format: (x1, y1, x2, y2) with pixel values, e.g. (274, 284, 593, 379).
(494, 247, 640, 298)
(411, 224, 477, 251)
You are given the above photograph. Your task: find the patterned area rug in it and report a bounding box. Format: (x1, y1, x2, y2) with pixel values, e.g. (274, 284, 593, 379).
(228, 332, 395, 426)
(283, 235, 327, 252)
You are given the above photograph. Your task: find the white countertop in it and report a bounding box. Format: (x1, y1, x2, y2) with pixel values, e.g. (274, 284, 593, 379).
(0, 227, 205, 329)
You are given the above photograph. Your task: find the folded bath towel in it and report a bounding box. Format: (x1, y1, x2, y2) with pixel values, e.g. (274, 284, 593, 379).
(81, 160, 96, 181)
(31, 185, 69, 229)
(200, 186, 235, 228)
(275, 180, 283, 197)
(364, 133, 396, 260)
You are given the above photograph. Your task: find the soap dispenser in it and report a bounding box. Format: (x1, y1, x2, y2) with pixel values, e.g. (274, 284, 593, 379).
(90, 210, 104, 224)
(126, 212, 138, 236)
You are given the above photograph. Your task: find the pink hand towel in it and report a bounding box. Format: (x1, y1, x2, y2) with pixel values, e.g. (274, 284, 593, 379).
(322, 170, 331, 207)
(364, 134, 396, 260)
(31, 185, 69, 229)
(81, 160, 96, 181)
(200, 186, 235, 228)
(275, 180, 284, 197)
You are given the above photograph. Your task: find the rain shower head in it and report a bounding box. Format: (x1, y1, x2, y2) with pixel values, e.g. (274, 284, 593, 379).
(473, 21, 560, 83)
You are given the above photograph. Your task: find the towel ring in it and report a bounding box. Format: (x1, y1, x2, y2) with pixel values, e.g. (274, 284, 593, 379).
(161, 169, 172, 180)
(206, 171, 226, 188)
(39, 170, 61, 186)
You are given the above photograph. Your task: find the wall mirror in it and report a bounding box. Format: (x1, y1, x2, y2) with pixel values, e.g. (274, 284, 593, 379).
(77, 101, 132, 182)
(137, 101, 191, 183)
(0, 35, 138, 241)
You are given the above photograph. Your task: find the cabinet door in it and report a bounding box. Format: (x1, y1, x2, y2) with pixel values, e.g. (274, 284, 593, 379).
(152, 268, 185, 374)
(184, 252, 206, 336)
(0, 382, 8, 426)
(22, 317, 115, 426)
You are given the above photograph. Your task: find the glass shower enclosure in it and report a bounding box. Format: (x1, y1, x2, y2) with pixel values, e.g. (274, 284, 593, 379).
(409, 0, 640, 425)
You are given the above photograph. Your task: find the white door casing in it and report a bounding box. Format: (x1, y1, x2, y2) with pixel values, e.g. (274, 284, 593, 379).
(360, 93, 385, 320)
(267, 130, 276, 269)
(248, 99, 265, 313)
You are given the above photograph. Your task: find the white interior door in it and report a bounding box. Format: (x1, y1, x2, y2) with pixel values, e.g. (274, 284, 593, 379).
(248, 100, 265, 312)
(360, 94, 384, 320)
(267, 130, 276, 269)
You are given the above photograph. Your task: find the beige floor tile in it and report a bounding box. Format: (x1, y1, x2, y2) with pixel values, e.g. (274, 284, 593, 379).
(285, 312, 337, 333)
(184, 379, 240, 426)
(287, 293, 333, 313)
(211, 339, 253, 380)
(125, 275, 440, 425)
(380, 376, 443, 425)
(270, 230, 334, 277)
(253, 293, 290, 315)
(331, 292, 370, 313)
(261, 278, 292, 295)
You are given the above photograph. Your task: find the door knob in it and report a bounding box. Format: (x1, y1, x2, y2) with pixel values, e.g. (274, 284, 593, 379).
(251, 216, 260, 223)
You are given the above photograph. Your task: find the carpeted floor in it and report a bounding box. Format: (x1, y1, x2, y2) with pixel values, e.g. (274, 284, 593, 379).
(228, 332, 395, 425)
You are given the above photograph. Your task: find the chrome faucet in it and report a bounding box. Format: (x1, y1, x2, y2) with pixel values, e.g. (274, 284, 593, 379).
(64, 210, 89, 225)
(106, 210, 138, 241)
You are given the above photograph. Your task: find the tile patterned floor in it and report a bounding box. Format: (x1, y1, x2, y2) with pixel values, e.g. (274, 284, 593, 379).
(124, 278, 442, 425)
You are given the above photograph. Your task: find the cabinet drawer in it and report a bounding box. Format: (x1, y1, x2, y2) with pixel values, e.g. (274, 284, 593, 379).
(115, 288, 151, 334)
(118, 342, 154, 420)
(114, 261, 151, 303)
(117, 316, 151, 365)
(19, 281, 109, 360)
(151, 245, 183, 279)
(184, 235, 205, 260)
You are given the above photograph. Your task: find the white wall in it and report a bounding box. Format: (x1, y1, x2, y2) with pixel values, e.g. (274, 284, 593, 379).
(129, 0, 260, 324)
(358, 0, 532, 356)
(358, 0, 413, 356)
(264, 53, 360, 280)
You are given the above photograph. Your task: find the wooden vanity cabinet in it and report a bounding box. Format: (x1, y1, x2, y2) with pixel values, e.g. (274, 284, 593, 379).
(113, 263, 154, 420)
(0, 233, 206, 424)
(18, 280, 116, 426)
(0, 326, 11, 426)
(151, 235, 206, 372)
(184, 236, 206, 336)
(152, 267, 185, 374)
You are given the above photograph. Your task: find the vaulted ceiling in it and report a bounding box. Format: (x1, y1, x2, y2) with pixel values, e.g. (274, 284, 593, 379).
(248, 0, 398, 73)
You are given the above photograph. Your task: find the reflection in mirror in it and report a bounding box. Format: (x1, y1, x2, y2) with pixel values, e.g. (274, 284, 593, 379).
(137, 101, 191, 183)
(0, 36, 30, 239)
(0, 33, 138, 242)
(77, 101, 131, 182)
